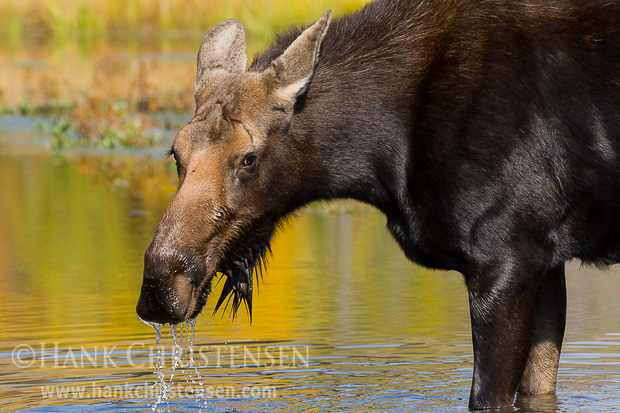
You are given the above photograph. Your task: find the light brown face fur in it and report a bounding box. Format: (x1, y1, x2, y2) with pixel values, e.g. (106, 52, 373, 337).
(136, 12, 332, 324)
(162, 72, 295, 275)
(173, 73, 275, 222)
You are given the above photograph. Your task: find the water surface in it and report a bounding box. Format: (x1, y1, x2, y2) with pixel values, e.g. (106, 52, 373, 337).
(0, 119, 619, 412)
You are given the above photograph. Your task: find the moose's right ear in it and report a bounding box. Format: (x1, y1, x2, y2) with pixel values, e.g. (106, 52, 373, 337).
(195, 19, 248, 92)
(268, 10, 332, 102)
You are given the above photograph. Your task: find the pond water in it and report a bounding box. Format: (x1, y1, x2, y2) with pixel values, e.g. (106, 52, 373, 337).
(0, 118, 619, 413)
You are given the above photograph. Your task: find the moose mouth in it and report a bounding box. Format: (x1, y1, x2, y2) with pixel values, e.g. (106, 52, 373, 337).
(190, 256, 260, 323)
(213, 258, 257, 317)
(193, 248, 270, 326)
(136, 227, 270, 325)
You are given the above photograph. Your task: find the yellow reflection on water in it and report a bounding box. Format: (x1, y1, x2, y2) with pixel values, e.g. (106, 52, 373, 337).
(0, 146, 471, 411)
(0, 147, 471, 345)
(0, 137, 619, 411)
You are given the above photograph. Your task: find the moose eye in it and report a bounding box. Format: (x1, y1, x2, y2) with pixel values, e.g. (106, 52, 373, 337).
(241, 155, 257, 170)
(168, 147, 181, 177)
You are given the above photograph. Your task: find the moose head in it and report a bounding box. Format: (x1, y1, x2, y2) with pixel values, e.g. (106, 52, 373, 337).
(136, 12, 332, 324)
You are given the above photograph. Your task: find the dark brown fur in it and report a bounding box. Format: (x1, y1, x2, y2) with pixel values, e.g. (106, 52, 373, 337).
(137, 0, 620, 409)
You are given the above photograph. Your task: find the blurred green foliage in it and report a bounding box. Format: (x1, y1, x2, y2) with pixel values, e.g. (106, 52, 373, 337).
(47, 97, 161, 150)
(1, 0, 372, 149)
(0, 0, 370, 43)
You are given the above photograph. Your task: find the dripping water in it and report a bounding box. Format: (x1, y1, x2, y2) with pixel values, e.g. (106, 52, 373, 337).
(186, 317, 206, 406)
(138, 318, 167, 410)
(140, 317, 207, 410)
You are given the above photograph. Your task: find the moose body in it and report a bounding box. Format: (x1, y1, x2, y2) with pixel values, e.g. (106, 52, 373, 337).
(137, 0, 620, 409)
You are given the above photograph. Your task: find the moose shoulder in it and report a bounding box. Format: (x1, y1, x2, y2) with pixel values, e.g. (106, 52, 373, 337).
(136, 0, 620, 409)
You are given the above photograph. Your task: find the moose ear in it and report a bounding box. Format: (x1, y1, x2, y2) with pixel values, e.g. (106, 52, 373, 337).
(196, 19, 248, 91)
(270, 10, 332, 100)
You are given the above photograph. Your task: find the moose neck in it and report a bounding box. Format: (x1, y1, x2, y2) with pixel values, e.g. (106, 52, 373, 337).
(291, 81, 414, 216)
(250, 0, 449, 217)
(286, 7, 437, 217)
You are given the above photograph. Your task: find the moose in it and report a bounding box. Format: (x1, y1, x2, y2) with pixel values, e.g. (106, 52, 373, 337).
(136, 0, 620, 409)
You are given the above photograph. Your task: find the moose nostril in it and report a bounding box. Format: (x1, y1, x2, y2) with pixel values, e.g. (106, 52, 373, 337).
(136, 295, 159, 323)
(136, 290, 170, 324)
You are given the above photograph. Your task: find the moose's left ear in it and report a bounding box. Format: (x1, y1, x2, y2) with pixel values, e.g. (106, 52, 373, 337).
(196, 19, 248, 92)
(269, 10, 332, 101)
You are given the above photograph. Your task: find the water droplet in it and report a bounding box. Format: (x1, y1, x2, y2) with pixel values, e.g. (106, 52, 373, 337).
(138, 318, 166, 410)
(141, 317, 209, 409)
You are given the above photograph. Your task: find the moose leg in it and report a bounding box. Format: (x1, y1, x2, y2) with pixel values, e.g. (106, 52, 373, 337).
(466, 262, 544, 410)
(518, 264, 566, 394)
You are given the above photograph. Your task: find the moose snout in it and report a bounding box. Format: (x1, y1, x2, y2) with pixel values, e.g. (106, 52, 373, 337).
(136, 281, 191, 324)
(136, 241, 201, 324)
